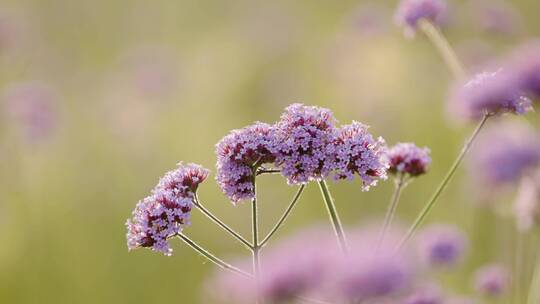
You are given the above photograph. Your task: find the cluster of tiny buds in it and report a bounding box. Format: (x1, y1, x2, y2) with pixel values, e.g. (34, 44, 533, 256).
(126, 163, 209, 255)
(387, 143, 431, 177)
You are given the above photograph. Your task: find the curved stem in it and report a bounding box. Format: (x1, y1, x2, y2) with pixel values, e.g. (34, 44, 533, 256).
(378, 174, 406, 250)
(318, 180, 348, 254)
(177, 233, 252, 277)
(260, 185, 306, 247)
(397, 114, 490, 251)
(418, 19, 466, 79)
(194, 196, 253, 250)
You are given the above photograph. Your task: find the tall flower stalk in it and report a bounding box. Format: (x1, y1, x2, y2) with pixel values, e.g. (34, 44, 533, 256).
(319, 180, 349, 254)
(378, 173, 406, 249)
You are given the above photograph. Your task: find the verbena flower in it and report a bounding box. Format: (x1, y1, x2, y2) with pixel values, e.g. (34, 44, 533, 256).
(394, 0, 447, 36)
(387, 143, 431, 177)
(513, 169, 540, 232)
(449, 69, 533, 121)
(468, 120, 540, 187)
(416, 224, 468, 268)
(215, 122, 276, 203)
(126, 163, 209, 255)
(208, 228, 338, 303)
(273, 103, 339, 185)
(335, 226, 415, 302)
(473, 264, 510, 297)
(4, 81, 57, 143)
(333, 121, 388, 190)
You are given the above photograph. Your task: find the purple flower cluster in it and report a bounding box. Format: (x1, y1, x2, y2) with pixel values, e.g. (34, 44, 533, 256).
(508, 41, 540, 99)
(449, 70, 532, 120)
(215, 122, 276, 203)
(209, 225, 416, 303)
(215, 104, 389, 202)
(416, 224, 468, 268)
(333, 122, 388, 190)
(468, 120, 540, 187)
(126, 163, 209, 255)
(272, 103, 340, 185)
(473, 264, 510, 297)
(387, 143, 431, 177)
(395, 0, 447, 35)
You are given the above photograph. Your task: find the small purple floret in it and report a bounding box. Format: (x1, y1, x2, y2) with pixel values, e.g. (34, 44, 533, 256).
(417, 224, 468, 267)
(387, 143, 431, 177)
(215, 122, 276, 203)
(273, 103, 339, 185)
(333, 121, 388, 190)
(474, 264, 510, 297)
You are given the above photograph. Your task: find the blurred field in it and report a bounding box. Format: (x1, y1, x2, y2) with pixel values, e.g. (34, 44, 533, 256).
(1, 0, 540, 303)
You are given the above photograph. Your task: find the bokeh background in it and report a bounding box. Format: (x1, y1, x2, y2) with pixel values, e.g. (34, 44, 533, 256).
(1, 0, 540, 303)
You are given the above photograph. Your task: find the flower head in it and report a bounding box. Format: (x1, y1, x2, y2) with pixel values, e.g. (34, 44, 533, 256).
(468, 120, 540, 188)
(387, 143, 431, 177)
(416, 224, 468, 267)
(333, 121, 388, 190)
(215, 122, 276, 203)
(273, 103, 339, 185)
(449, 69, 532, 121)
(395, 0, 447, 36)
(126, 163, 209, 255)
(473, 264, 510, 297)
(507, 41, 540, 99)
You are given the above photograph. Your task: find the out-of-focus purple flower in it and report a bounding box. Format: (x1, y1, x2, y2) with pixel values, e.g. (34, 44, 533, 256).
(273, 103, 339, 185)
(333, 121, 388, 190)
(416, 224, 468, 267)
(208, 227, 339, 303)
(513, 170, 540, 232)
(448, 69, 532, 121)
(126, 163, 209, 255)
(468, 120, 540, 188)
(4, 81, 57, 143)
(387, 143, 431, 177)
(472, 0, 521, 36)
(334, 226, 416, 302)
(403, 287, 443, 304)
(216, 122, 276, 203)
(473, 264, 510, 297)
(507, 41, 540, 99)
(395, 0, 447, 36)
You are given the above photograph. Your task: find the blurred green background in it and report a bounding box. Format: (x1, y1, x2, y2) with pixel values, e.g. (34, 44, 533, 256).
(1, 0, 540, 303)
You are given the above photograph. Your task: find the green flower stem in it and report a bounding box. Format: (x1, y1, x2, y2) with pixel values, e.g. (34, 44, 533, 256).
(193, 196, 253, 250)
(378, 173, 406, 250)
(418, 19, 466, 79)
(177, 233, 252, 277)
(251, 171, 263, 304)
(318, 180, 348, 254)
(397, 114, 490, 251)
(260, 185, 306, 247)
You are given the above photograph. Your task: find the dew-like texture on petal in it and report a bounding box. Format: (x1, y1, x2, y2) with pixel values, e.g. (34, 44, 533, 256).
(448, 69, 532, 121)
(394, 0, 447, 35)
(273, 103, 339, 185)
(333, 121, 389, 190)
(126, 163, 209, 255)
(387, 143, 431, 177)
(473, 264, 510, 297)
(4, 81, 57, 143)
(215, 122, 276, 203)
(468, 120, 540, 188)
(513, 169, 540, 232)
(416, 224, 468, 268)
